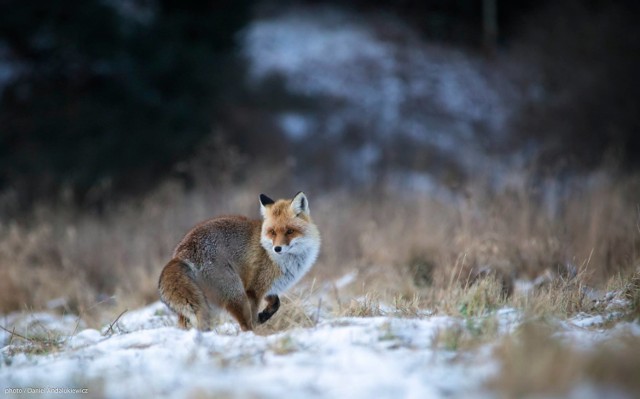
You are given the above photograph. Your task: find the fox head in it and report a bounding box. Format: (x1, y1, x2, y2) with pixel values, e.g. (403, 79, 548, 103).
(259, 192, 317, 256)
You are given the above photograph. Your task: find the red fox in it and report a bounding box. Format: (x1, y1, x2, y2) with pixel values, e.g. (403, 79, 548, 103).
(158, 192, 320, 331)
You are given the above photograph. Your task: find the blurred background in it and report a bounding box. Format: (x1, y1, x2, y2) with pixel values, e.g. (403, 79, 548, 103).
(0, 0, 639, 319)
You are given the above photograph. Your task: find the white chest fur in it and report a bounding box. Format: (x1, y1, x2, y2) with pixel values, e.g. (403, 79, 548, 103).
(266, 238, 320, 295)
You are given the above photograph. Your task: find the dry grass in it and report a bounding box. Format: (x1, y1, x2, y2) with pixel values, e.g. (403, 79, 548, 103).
(622, 267, 640, 318)
(339, 293, 384, 318)
(0, 323, 66, 357)
(0, 167, 638, 328)
(490, 321, 640, 397)
(256, 288, 322, 335)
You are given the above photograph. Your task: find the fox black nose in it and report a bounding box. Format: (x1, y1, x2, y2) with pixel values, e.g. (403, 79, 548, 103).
(274, 246, 282, 253)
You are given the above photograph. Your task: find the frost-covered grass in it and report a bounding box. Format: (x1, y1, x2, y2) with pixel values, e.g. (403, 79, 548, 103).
(1, 236, 639, 398)
(2, 271, 639, 398)
(1, 282, 639, 399)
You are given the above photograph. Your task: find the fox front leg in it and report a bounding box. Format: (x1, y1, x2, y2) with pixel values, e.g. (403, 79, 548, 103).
(258, 294, 280, 324)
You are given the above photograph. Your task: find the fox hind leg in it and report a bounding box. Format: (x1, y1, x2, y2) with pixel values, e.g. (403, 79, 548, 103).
(158, 258, 211, 331)
(177, 313, 189, 329)
(201, 262, 257, 331)
(225, 294, 254, 331)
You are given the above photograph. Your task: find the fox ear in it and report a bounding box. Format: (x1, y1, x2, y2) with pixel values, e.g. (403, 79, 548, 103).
(291, 191, 309, 216)
(259, 194, 275, 218)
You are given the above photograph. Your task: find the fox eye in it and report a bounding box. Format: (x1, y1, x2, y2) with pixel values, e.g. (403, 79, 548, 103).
(286, 229, 294, 235)
(268, 229, 276, 236)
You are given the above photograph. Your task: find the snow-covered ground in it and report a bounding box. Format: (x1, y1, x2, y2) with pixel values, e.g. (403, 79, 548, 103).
(2, 298, 638, 399)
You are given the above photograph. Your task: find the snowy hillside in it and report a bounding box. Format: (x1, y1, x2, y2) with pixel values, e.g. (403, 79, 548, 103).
(241, 6, 524, 187)
(2, 296, 638, 399)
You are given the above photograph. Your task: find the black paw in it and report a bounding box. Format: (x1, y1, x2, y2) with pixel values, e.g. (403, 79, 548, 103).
(258, 311, 272, 324)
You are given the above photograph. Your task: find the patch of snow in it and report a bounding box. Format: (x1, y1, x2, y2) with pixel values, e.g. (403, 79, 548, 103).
(243, 9, 513, 130)
(334, 271, 358, 289)
(555, 311, 638, 348)
(243, 9, 392, 100)
(605, 298, 631, 312)
(570, 314, 606, 328)
(67, 329, 103, 349)
(108, 302, 173, 333)
(1, 313, 500, 399)
(495, 308, 522, 334)
(2, 302, 638, 399)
